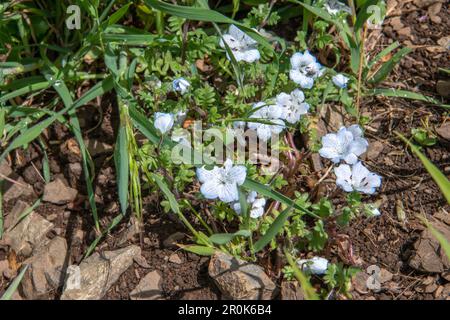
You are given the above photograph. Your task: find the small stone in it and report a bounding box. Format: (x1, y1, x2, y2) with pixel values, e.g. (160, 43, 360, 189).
(428, 2, 442, 24)
(352, 271, 369, 294)
(408, 220, 450, 273)
(367, 141, 384, 159)
(436, 122, 450, 140)
(168, 253, 182, 264)
(280, 281, 305, 300)
(43, 178, 78, 205)
(61, 245, 141, 300)
(163, 232, 185, 248)
(380, 269, 393, 284)
(0, 260, 9, 275)
(208, 252, 276, 300)
(4, 200, 29, 230)
(2, 177, 34, 203)
(389, 17, 404, 31)
(21, 236, 68, 299)
(397, 27, 411, 37)
(133, 255, 151, 269)
(129, 270, 164, 300)
(4, 212, 53, 256)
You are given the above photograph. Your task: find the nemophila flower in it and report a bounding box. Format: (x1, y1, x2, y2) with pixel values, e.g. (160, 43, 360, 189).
(323, 0, 352, 15)
(196, 159, 247, 203)
(334, 162, 382, 195)
(248, 102, 285, 141)
(289, 51, 324, 89)
(297, 257, 329, 275)
(219, 25, 260, 63)
(232, 191, 267, 219)
(154, 112, 174, 134)
(319, 125, 369, 164)
(276, 89, 310, 124)
(172, 77, 190, 94)
(332, 74, 349, 89)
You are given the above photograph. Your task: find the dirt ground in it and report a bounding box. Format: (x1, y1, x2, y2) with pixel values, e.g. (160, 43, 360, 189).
(0, 0, 449, 300)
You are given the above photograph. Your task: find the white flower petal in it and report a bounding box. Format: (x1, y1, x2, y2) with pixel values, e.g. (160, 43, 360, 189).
(228, 165, 247, 186)
(200, 181, 221, 199)
(218, 183, 239, 203)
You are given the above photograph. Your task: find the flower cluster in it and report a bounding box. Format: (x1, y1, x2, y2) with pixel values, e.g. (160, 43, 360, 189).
(289, 51, 324, 89)
(232, 191, 267, 219)
(196, 159, 247, 203)
(319, 125, 382, 196)
(219, 25, 260, 63)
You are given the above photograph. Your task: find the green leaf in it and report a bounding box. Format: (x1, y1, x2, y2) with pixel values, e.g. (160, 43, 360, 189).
(354, 0, 379, 32)
(396, 132, 450, 204)
(242, 178, 318, 218)
(366, 88, 449, 109)
(253, 206, 292, 252)
(152, 173, 179, 213)
(209, 230, 251, 245)
(115, 122, 129, 216)
(180, 245, 215, 256)
(368, 47, 412, 84)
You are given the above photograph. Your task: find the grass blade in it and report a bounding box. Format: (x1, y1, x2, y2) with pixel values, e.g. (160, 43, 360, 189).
(396, 132, 450, 203)
(253, 206, 292, 252)
(284, 250, 320, 300)
(367, 88, 449, 109)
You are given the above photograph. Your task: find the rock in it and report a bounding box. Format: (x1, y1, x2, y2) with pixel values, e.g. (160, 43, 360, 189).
(436, 122, 450, 140)
(61, 245, 141, 300)
(352, 271, 369, 294)
(380, 269, 394, 284)
(163, 232, 185, 248)
(441, 272, 450, 282)
(129, 270, 164, 300)
(21, 237, 68, 299)
(367, 141, 384, 159)
(208, 252, 276, 300)
(2, 177, 34, 203)
(317, 104, 346, 136)
(4, 212, 53, 256)
(408, 220, 450, 273)
(413, 0, 444, 8)
(0, 260, 9, 275)
(85, 139, 113, 157)
(168, 253, 182, 264)
(280, 281, 305, 300)
(428, 2, 442, 23)
(133, 255, 151, 269)
(0, 159, 12, 177)
(437, 37, 450, 50)
(4, 200, 29, 230)
(43, 178, 78, 204)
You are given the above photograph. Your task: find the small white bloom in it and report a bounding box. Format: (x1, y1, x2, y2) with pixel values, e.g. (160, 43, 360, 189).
(219, 25, 260, 63)
(334, 162, 382, 195)
(232, 191, 267, 219)
(366, 204, 381, 217)
(248, 102, 285, 141)
(319, 125, 368, 164)
(154, 112, 174, 134)
(172, 77, 190, 94)
(332, 74, 349, 89)
(276, 89, 310, 124)
(196, 159, 247, 203)
(323, 0, 352, 15)
(297, 257, 329, 275)
(289, 51, 324, 89)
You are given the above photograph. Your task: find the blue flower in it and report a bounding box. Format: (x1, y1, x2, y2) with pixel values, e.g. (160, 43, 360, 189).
(332, 74, 349, 88)
(172, 77, 190, 94)
(289, 51, 324, 89)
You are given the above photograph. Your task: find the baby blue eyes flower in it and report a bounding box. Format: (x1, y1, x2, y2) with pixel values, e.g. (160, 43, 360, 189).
(297, 257, 329, 275)
(334, 161, 382, 195)
(332, 74, 349, 89)
(319, 125, 369, 165)
(248, 102, 285, 141)
(196, 159, 247, 203)
(232, 191, 267, 219)
(323, 0, 352, 15)
(276, 89, 310, 124)
(219, 25, 260, 63)
(289, 51, 324, 89)
(172, 77, 190, 94)
(154, 112, 174, 134)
